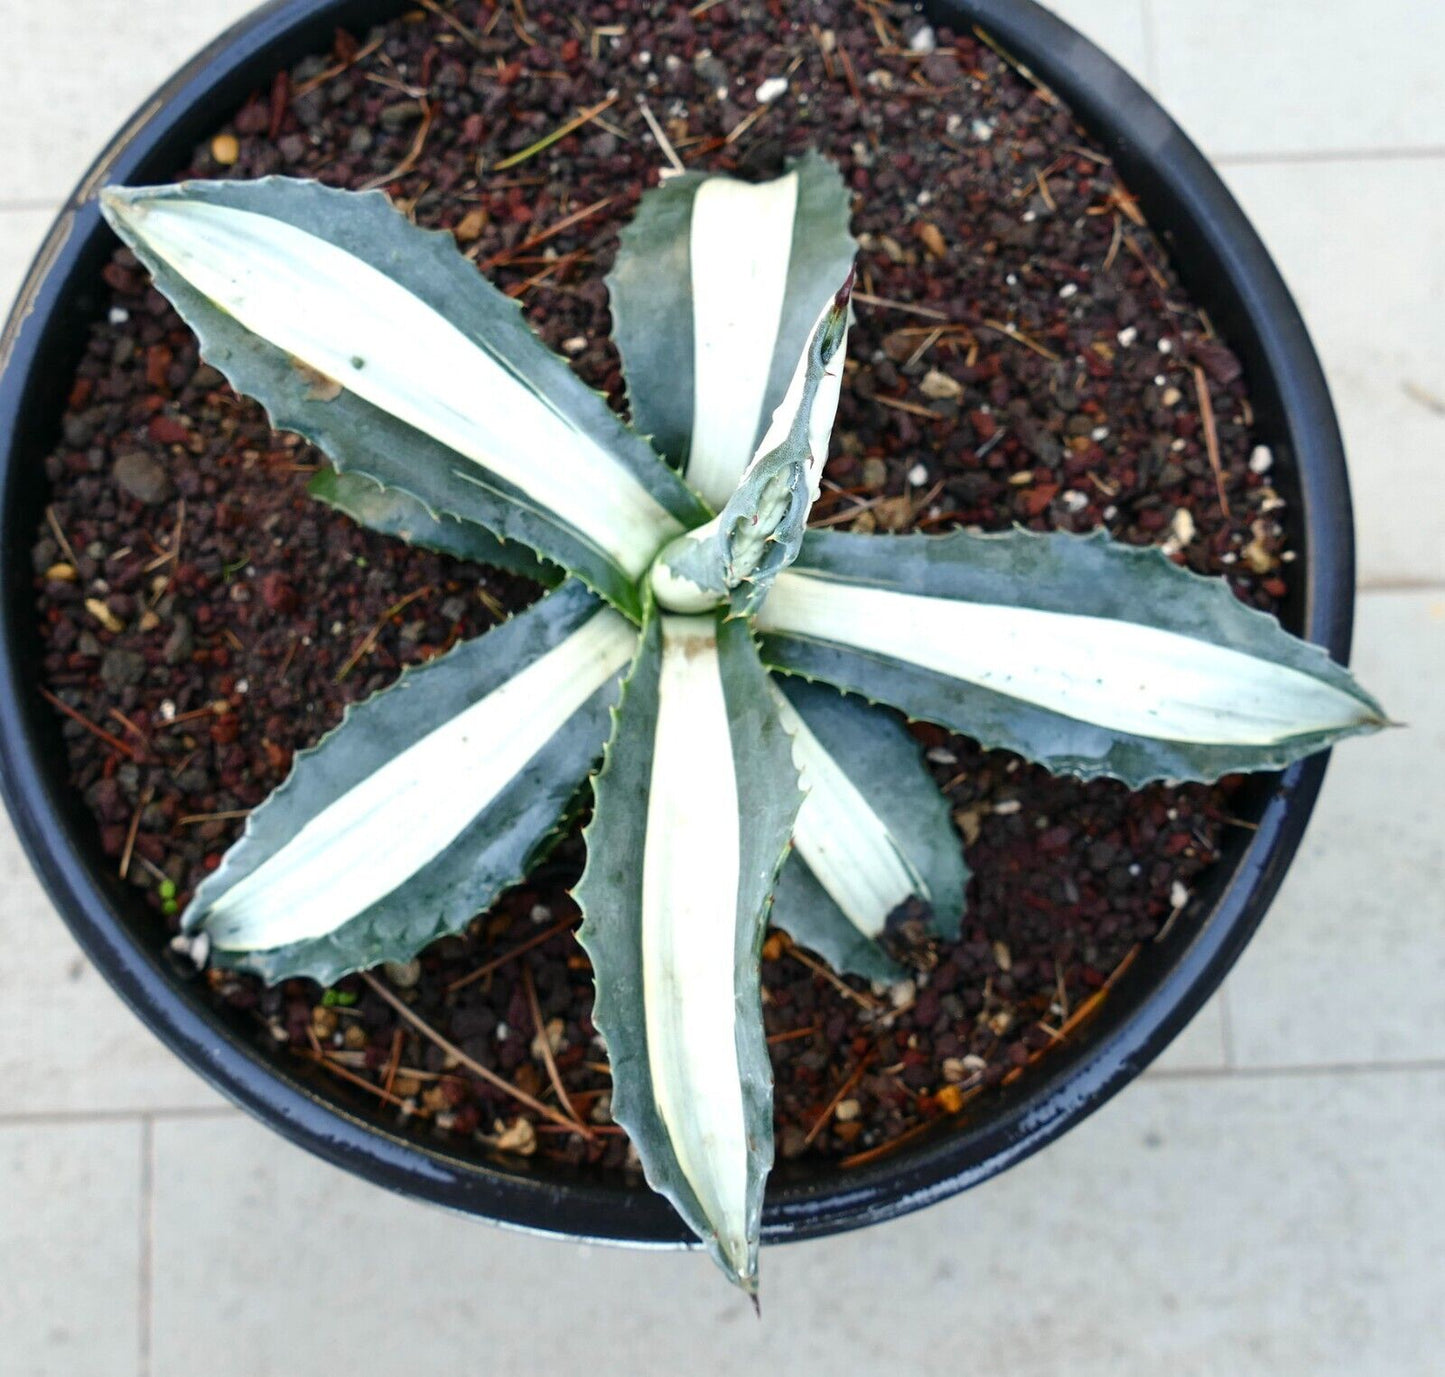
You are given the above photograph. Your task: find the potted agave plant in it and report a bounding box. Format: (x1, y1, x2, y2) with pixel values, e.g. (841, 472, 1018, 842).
(85, 147, 1382, 1292)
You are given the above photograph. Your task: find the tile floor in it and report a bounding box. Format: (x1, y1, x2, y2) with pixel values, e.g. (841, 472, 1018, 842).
(0, 2, 1441, 1373)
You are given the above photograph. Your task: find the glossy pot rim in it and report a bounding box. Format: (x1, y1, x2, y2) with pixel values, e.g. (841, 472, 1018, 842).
(0, 0, 1353, 1249)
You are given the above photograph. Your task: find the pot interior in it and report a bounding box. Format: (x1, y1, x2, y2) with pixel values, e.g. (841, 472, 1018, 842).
(0, 0, 1347, 1244)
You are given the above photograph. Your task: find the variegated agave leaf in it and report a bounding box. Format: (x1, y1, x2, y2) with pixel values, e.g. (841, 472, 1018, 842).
(770, 680, 969, 984)
(99, 178, 710, 620)
(186, 582, 635, 985)
(608, 150, 857, 506)
(757, 528, 1387, 787)
(308, 468, 561, 586)
(577, 610, 801, 1294)
(614, 154, 934, 977)
(648, 275, 854, 616)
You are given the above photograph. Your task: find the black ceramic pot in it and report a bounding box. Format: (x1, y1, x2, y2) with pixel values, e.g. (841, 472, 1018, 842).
(0, 0, 1355, 1249)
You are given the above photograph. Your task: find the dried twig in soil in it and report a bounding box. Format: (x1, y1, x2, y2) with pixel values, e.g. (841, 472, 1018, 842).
(853, 291, 949, 322)
(306, 1050, 407, 1107)
(118, 787, 152, 880)
(839, 1113, 945, 1170)
(876, 394, 945, 421)
(478, 195, 615, 269)
(38, 687, 138, 760)
(359, 971, 593, 1138)
(45, 506, 80, 569)
(784, 942, 883, 1013)
(360, 98, 436, 191)
(1191, 364, 1232, 518)
(446, 911, 580, 994)
(415, 0, 489, 55)
(292, 34, 385, 97)
(522, 965, 587, 1129)
(803, 1048, 876, 1147)
(635, 95, 685, 174)
(492, 93, 620, 172)
(971, 25, 1057, 105)
(980, 318, 1061, 362)
(336, 584, 434, 681)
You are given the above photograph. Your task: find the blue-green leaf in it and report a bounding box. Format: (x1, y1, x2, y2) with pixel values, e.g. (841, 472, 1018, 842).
(100, 178, 711, 619)
(607, 151, 857, 509)
(307, 467, 560, 585)
(648, 276, 854, 617)
(577, 610, 802, 1293)
(756, 528, 1387, 787)
(187, 582, 635, 984)
(770, 680, 968, 982)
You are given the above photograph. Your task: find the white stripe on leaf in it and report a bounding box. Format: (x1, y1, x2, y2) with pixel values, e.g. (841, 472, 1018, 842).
(101, 192, 681, 576)
(769, 682, 923, 937)
(758, 569, 1377, 747)
(641, 615, 752, 1281)
(205, 606, 635, 951)
(686, 170, 800, 507)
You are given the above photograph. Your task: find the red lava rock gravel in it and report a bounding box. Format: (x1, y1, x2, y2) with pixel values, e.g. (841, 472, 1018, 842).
(31, 0, 1293, 1174)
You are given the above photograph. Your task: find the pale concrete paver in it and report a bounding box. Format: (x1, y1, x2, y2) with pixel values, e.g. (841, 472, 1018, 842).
(0, 208, 56, 319)
(1150, 0, 1445, 159)
(0, 0, 261, 207)
(0, 1119, 143, 1377)
(1226, 591, 1445, 1067)
(1038, 0, 1154, 87)
(1222, 158, 1445, 588)
(149, 1069, 1445, 1377)
(0, 811, 226, 1116)
(0, 3, 1441, 1374)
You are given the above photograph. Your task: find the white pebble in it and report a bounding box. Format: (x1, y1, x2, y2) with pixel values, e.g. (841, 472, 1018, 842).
(1062, 490, 1089, 513)
(108, 307, 129, 325)
(755, 76, 789, 104)
(971, 118, 995, 142)
(909, 23, 937, 53)
(1091, 426, 1110, 442)
(1161, 505, 1196, 549)
(1170, 880, 1190, 909)
(1249, 445, 1274, 474)
(908, 463, 929, 486)
(158, 699, 176, 722)
(1158, 338, 1173, 353)
(1059, 282, 1079, 300)
(1116, 326, 1139, 347)
(993, 799, 1022, 816)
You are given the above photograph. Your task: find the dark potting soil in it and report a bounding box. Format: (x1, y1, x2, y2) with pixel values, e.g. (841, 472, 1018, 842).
(31, 0, 1292, 1173)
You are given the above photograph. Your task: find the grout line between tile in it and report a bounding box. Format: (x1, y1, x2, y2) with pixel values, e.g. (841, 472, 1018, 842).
(139, 1115, 154, 1377)
(1213, 144, 1445, 168)
(1146, 1057, 1445, 1083)
(0, 1105, 240, 1129)
(1355, 579, 1445, 595)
